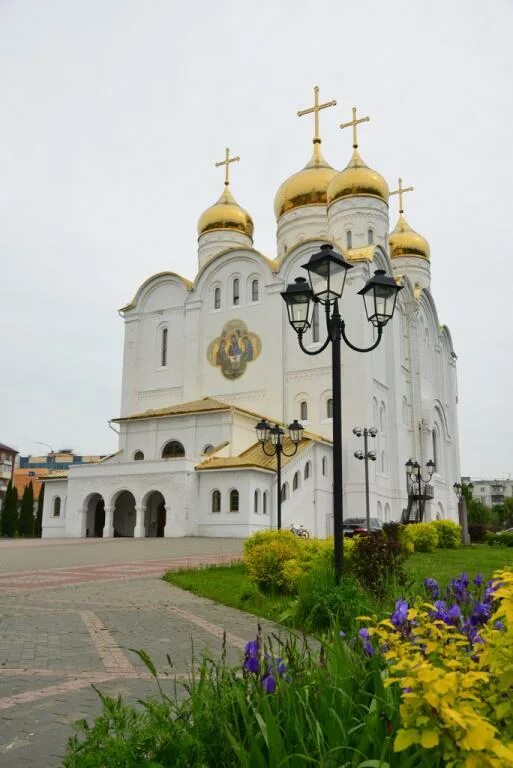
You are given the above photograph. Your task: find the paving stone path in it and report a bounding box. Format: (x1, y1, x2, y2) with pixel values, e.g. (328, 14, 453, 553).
(0, 537, 277, 767)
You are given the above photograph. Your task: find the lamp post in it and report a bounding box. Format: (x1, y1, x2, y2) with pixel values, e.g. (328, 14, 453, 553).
(281, 243, 402, 579)
(255, 419, 304, 531)
(453, 481, 472, 545)
(405, 458, 435, 522)
(353, 426, 377, 530)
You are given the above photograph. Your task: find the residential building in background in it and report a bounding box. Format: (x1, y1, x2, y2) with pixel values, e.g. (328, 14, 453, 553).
(0, 442, 18, 510)
(461, 476, 513, 507)
(15, 451, 105, 503)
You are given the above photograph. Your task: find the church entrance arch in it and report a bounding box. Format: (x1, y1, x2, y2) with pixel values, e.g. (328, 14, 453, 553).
(84, 493, 105, 537)
(112, 490, 136, 537)
(143, 491, 166, 537)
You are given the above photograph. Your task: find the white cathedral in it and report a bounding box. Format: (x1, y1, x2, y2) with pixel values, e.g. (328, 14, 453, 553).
(42, 89, 461, 540)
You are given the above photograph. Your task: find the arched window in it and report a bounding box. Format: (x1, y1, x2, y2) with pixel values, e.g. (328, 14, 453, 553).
(368, 228, 374, 245)
(304, 461, 311, 480)
(281, 482, 288, 502)
(254, 489, 259, 514)
(384, 503, 391, 522)
(212, 490, 221, 514)
(229, 489, 239, 512)
(380, 403, 386, 433)
(346, 230, 352, 249)
(432, 429, 438, 472)
(233, 278, 240, 305)
(214, 287, 221, 310)
(300, 401, 308, 421)
(312, 302, 320, 343)
(377, 500, 383, 520)
(326, 398, 333, 419)
(293, 471, 300, 491)
(162, 441, 185, 458)
(53, 497, 61, 517)
(161, 327, 168, 367)
(402, 396, 409, 426)
(133, 450, 144, 461)
(251, 279, 259, 302)
(322, 456, 328, 476)
(263, 491, 268, 515)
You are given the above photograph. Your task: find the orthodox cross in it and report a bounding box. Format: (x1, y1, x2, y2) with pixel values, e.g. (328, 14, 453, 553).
(297, 86, 337, 142)
(390, 177, 414, 214)
(339, 106, 370, 149)
(215, 147, 240, 186)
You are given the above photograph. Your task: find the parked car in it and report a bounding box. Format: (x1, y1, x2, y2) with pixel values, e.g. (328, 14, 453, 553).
(496, 527, 513, 535)
(342, 517, 383, 537)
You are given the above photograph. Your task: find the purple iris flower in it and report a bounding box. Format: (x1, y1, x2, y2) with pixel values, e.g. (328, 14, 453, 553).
(244, 639, 259, 674)
(391, 599, 409, 630)
(339, 629, 346, 638)
(432, 600, 448, 622)
(447, 604, 462, 626)
(244, 655, 259, 673)
(261, 673, 276, 693)
(469, 601, 491, 627)
(245, 640, 258, 656)
(358, 627, 374, 656)
(424, 577, 440, 600)
(494, 620, 505, 632)
(473, 574, 484, 587)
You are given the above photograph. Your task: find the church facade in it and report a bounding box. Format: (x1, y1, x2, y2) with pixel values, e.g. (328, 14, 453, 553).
(42, 89, 460, 539)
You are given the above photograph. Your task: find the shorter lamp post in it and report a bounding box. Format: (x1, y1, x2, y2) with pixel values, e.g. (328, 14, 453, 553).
(255, 419, 304, 531)
(405, 458, 435, 522)
(453, 481, 472, 545)
(353, 426, 377, 530)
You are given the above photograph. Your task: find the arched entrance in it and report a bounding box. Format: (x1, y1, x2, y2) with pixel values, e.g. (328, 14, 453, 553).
(144, 491, 166, 537)
(112, 490, 136, 537)
(85, 493, 105, 537)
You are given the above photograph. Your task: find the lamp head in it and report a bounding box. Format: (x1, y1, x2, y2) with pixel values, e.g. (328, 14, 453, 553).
(270, 424, 285, 447)
(288, 419, 304, 445)
(358, 269, 403, 327)
(368, 427, 378, 437)
(280, 277, 314, 335)
(354, 450, 364, 460)
(301, 243, 353, 305)
(352, 426, 362, 437)
(255, 419, 271, 444)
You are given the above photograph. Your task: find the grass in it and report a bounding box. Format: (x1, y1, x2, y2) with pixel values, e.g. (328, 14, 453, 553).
(164, 545, 513, 624)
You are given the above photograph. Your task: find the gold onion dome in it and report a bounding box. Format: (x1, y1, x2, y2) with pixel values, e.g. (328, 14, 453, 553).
(389, 214, 430, 260)
(327, 148, 389, 205)
(197, 186, 254, 239)
(274, 143, 337, 220)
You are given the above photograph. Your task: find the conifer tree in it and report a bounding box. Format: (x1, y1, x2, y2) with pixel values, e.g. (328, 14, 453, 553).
(0, 480, 19, 537)
(19, 482, 35, 537)
(35, 482, 45, 537)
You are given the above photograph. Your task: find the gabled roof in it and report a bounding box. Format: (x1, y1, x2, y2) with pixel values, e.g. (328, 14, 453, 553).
(0, 442, 17, 454)
(195, 436, 313, 472)
(112, 397, 266, 424)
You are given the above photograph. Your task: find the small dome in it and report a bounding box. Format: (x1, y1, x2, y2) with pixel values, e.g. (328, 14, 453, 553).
(389, 214, 430, 260)
(198, 186, 253, 239)
(274, 143, 337, 221)
(327, 149, 389, 205)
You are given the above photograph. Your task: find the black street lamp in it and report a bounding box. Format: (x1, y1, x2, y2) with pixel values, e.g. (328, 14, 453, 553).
(353, 426, 377, 530)
(255, 418, 304, 531)
(281, 243, 402, 579)
(405, 458, 435, 521)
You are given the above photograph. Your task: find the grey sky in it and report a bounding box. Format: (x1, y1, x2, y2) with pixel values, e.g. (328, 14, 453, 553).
(1, 0, 512, 477)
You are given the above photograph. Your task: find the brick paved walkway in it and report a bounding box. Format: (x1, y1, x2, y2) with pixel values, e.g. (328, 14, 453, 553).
(0, 537, 277, 767)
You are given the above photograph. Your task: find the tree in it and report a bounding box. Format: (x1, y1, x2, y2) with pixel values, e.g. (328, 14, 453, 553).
(35, 482, 45, 537)
(0, 480, 19, 537)
(18, 482, 35, 537)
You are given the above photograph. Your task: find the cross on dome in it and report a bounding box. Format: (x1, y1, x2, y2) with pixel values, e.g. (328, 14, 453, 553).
(390, 177, 414, 214)
(215, 147, 240, 187)
(339, 106, 370, 149)
(297, 86, 337, 144)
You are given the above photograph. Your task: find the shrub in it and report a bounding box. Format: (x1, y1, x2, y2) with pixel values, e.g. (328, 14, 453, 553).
(351, 532, 410, 600)
(487, 531, 513, 547)
(401, 522, 439, 552)
(430, 519, 461, 548)
(468, 523, 489, 543)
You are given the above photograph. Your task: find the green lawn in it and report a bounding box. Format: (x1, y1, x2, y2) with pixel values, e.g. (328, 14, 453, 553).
(164, 545, 513, 624)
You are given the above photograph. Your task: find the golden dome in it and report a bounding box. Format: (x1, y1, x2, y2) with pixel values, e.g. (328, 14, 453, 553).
(274, 143, 337, 220)
(389, 214, 430, 260)
(327, 149, 389, 205)
(197, 185, 254, 239)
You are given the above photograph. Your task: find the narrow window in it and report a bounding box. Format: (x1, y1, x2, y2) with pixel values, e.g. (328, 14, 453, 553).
(251, 279, 259, 302)
(432, 429, 438, 472)
(263, 491, 267, 515)
(161, 328, 168, 367)
(346, 230, 352, 249)
(293, 471, 300, 491)
(214, 287, 221, 309)
(254, 490, 259, 514)
(326, 398, 333, 419)
(53, 497, 61, 517)
(212, 490, 221, 513)
(312, 302, 320, 343)
(229, 489, 239, 512)
(233, 278, 240, 305)
(281, 483, 288, 502)
(368, 228, 374, 245)
(322, 456, 327, 476)
(300, 401, 308, 421)
(304, 461, 311, 480)
(134, 450, 144, 461)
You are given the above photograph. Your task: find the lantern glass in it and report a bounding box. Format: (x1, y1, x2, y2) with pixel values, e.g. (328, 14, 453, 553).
(280, 277, 314, 334)
(270, 425, 284, 447)
(288, 419, 304, 445)
(255, 419, 271, 444)
(358, 269, 402, 327)
(302, 244, 353, 304)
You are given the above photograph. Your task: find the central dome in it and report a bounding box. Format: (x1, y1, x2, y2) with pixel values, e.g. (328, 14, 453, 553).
(197, 186, 254, 239)
(274, 143, 337, 221)
(327, 149, 389, 205)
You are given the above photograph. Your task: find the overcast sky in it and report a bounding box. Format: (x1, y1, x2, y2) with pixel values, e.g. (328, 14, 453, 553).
(1, 0, 512, 478)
